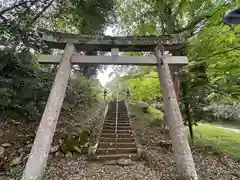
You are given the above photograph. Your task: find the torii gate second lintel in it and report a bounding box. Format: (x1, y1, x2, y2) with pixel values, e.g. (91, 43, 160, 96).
(21, 31, 197, 180)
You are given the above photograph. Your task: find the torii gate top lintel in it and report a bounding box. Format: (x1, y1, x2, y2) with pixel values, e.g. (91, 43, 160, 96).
(39, 29, 186, 52)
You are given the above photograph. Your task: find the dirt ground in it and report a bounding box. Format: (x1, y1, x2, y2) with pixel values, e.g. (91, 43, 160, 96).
(1, 103, 240, 180)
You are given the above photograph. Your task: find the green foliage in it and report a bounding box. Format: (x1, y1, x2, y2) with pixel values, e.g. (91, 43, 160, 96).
(180, 61, 210, 123)
(128, 101, 163, 126)
(64, 76, 103, 114)
(117, 72, 162, 102)
(147, 105, 164, 126)
(60, 130, 91, 154)
(116, 0, 240, 126)
(0, 0, 113, 122)
(116, 0, 217, 35)
(0, 50, 103, 122)
(183, 1, 240, 123)
(56, 0, 114, 34)
(0, 50, 53, 121)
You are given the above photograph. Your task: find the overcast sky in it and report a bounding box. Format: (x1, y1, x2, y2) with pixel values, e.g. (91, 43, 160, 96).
(97, 26, 115, 87)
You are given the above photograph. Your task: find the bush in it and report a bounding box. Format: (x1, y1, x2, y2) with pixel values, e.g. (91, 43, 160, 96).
(147, 106, 164, 126)
(203, 103, 240, 122)
(135, 100, 149, 113)
(64, 76, 99, 113)
(0, 51, 103, 122)
(0, 51, 54, 121)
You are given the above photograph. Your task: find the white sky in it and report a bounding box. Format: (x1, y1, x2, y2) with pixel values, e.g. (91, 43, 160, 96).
(97, 26, 115, 87)
(97, 66, 113, 86)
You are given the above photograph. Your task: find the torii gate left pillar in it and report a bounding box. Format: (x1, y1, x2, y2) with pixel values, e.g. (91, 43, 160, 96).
(21, 43, 75, 180)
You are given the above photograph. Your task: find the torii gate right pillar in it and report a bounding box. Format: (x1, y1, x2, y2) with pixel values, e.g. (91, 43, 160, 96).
(154, 47, 198, 179)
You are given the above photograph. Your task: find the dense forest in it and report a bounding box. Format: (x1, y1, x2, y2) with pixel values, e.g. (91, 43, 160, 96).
(107, 0, 240, 127)
(0, 0, 115, 121)
(1, 0, 239, 124)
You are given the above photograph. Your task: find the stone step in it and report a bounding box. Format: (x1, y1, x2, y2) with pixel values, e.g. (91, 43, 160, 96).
(98, 142, 136, 149)
(102, 128, 132, 134)
(104, 122, 130, 126)
(100, 137, 134, 143)
(104, 120, 130, 124)
(102, 126, 131, 130)
(106, 116, 129, 119)
(106, 116, 129, 120)
(105, 117, 129, 120)
(107, 113, 128, 116)
(107, 112, 128, 114)
(96, 147, 137, 154)
(96, 101, 138, 161)
(101, 133, 133, 138)
(96, 153, 138, 161)
(117, 121, 130, 123)
(102, 129, 132, 134)
(106, 117, 129, 119)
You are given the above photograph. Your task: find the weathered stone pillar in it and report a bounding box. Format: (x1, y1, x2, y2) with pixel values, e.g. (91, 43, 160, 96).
(154, 46, 198, 180)
(21, 43, 75, 180)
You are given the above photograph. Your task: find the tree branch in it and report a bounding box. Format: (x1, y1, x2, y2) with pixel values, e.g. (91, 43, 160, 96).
(173, 15, 208, 34)
(16, 0, 39, 26)
(174, 1, 230, 34)
(0, 0, 32, 16)
(26, 0, 54, 28)
(197, 45, 240, 61)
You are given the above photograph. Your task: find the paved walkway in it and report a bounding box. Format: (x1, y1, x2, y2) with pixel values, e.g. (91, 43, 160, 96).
(216, 126, 240, 133)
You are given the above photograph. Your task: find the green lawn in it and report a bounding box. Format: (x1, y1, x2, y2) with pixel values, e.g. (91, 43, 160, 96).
(127, 101, 240, 160)
(192, 123, 240, 160)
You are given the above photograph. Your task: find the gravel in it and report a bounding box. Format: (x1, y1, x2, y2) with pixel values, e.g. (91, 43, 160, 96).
(1, 148, 240, 180)
(143, 147, 240, 180)
(44, 155, 161, 180)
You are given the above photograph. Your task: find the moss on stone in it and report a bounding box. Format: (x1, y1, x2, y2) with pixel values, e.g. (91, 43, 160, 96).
(60, 130, 91, 154)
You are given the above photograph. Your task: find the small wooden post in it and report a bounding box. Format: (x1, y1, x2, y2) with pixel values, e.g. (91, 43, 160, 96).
(104, 88, 107, 102)
(154, 46, 198, 180)
(171, 51, 182, 102)
(21, 43, 75, 180)
(111, 48, 119, 56)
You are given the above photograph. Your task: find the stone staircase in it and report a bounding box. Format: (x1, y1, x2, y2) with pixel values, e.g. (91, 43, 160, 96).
(96, 101, 138, 161)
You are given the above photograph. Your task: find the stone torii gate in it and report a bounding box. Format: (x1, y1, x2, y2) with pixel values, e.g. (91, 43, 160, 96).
(21, 30, 197, 180)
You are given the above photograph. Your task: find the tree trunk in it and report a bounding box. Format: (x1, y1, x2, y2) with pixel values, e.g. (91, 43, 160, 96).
(181, 79, 194, 140)
(21, 43, 75, 180)
(188, 113, 194, 141)
(154, 47, 198, 180)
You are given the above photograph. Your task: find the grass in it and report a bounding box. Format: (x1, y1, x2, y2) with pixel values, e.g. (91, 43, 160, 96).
(127, 100, 240, 160)
(192, 123, 240, 160)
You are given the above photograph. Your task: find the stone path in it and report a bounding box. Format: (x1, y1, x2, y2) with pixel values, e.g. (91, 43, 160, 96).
(215, 125, 240, 133)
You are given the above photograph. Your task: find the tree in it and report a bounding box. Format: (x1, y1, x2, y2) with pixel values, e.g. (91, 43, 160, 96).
(0, 0, 115, 121)
(115, 0, 240, 179)
(116, 0, 228, 36)
(118, 72, 162, 102)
